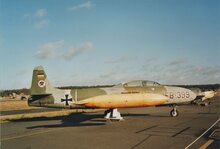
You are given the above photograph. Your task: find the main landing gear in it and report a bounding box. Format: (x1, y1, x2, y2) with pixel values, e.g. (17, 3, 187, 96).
(170, 105, 179, 117)
(104, 108, 123, 121)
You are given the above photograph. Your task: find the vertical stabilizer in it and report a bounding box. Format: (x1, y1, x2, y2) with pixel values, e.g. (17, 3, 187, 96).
(30, 66, 54, 95)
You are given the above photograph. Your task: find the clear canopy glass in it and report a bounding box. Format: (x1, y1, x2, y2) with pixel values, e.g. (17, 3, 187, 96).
(122, 80, 160, 87)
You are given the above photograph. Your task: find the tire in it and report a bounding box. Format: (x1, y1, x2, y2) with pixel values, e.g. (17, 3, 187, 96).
(170, 109, 179, 117)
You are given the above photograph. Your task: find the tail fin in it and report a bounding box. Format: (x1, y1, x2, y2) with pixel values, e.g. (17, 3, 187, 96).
(30, 66, 54, 95)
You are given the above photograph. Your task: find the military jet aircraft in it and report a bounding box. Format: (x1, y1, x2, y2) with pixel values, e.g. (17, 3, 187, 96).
(28, 66, 197, 120)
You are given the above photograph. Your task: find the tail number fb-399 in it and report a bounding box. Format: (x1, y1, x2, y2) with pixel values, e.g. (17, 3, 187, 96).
(165, 92, 190, 99)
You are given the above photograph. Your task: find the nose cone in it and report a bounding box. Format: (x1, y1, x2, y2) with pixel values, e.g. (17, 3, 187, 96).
(189, 89, 197, 101)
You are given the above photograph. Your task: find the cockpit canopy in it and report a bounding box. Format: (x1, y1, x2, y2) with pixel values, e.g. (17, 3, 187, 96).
(123, 80, 160, 87)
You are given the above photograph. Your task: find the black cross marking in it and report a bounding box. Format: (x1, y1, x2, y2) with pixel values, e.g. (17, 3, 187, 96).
(61, 94, 72, 106)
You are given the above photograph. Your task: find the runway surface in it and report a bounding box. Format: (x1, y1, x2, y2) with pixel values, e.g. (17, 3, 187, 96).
(0, 108, 63, 116)
(1, 97, 220, 149)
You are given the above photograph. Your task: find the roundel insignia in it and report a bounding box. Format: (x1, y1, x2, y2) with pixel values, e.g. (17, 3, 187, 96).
(38, 80, 46, 88)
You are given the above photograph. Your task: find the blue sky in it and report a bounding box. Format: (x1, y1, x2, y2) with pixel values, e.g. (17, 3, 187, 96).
(0, 0, 220, 90)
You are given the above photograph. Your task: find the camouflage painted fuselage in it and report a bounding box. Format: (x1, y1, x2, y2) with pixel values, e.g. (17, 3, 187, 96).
(28, 66, 196, 109)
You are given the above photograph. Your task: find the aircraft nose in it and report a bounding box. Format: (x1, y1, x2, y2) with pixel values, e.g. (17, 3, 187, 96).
(189, 89, 197, 100)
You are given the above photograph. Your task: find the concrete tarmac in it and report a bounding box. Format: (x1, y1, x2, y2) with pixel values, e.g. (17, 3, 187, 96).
(0, 108, 64, 116)
(1, 97, 220, 149)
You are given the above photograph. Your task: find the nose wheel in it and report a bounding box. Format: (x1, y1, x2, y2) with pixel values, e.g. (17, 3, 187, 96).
(170, 106, 179, 117)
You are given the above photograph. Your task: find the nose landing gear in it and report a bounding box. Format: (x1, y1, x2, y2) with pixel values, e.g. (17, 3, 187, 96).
(170, 106, 179, 117)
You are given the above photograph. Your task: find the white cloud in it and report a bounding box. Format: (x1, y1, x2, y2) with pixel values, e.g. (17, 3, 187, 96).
(23, 8, 49, 29)
(36, 40, 64, 59)
(68, 1, 94, 11)
(169, 58, 187, 66)
(34, 19, 49, 29)
(105, 56, 135, 64)
(35, 9, 47, 17)
(36, 41, 93, 60)
(141, 61, 220, 85)
(62, 42, 94, 60)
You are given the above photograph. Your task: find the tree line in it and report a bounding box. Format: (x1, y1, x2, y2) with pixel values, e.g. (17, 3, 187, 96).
(0, 84, 219, 97)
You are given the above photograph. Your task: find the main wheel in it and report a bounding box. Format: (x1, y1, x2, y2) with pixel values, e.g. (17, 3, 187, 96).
(170, 109, 179, 117)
